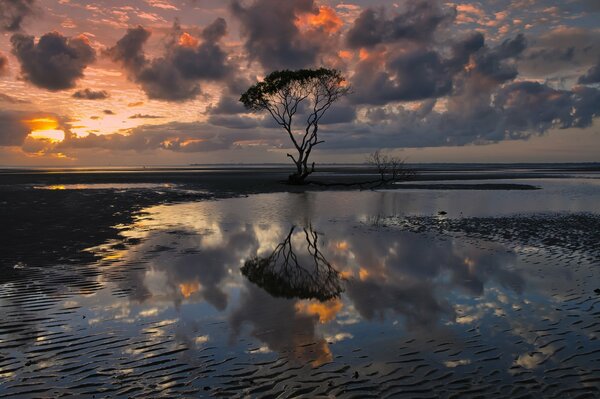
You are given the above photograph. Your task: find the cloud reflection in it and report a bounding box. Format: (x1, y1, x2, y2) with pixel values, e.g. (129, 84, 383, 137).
(104, 199, 527, 363)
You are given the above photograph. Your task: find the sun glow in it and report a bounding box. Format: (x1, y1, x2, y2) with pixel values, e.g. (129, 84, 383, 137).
(29, 129, 65, 142)
(24, 117, 65, 142)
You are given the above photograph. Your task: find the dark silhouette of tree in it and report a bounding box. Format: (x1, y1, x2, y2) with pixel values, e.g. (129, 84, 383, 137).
(240, 68, 351, 184)
(366, 150, 415, 188)
(241, 226, 343, 301)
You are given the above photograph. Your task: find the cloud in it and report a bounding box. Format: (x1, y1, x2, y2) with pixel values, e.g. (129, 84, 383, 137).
(129, 113, 163, 119)
(72, 88, 109, 100)
(0, 52, 7, 75)
(0, 110, 30, 146)
(495, 82, 600, 131)
(0, 0, 35, 32)
(56, 121, 278, 153)
(106, 19, 233, 102)
(231, 0, 336, 70)
(346, 1, 455, 49)
(207, 114, 260, 129)
(578, 60, 600, 84)
(0, 92, 29, 103)
(10, 31, 96, 91)
(581, 0, 600, 12)
(200, 16, 227, 42)
(519, 27, 600, 77)
(103, 109, 114, 115)
(206, 77, 255, 116)
(321, 82, 600, 150)
(471, 33, 526, 83)
(350, 31, 525, 105)
(229, 282, 332, 364)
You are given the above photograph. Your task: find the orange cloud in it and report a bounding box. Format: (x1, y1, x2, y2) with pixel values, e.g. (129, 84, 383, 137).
(456, 4, 486, 18)
(297, 6, 343, 33)
(179, 282, 200, 298)
(296, 299, 343, 323)
(338, 50, 352, 60)
(178, 32, 199, 48)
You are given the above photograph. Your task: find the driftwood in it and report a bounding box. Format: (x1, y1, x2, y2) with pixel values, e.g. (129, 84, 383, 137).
(306, 151, 416, 189)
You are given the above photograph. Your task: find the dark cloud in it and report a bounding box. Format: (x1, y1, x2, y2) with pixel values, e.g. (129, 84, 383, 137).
(129, 113, 163, 119)
(321, 82, 600, 150)
(319, 103, 356, 124)
(581, 0, 600, 12)
(207, 94, 247, 115)
(448, 32, 485, 67)
(578, 60, 600, 84)
(0, 110, 30, 146)
(346, 1, 455, 49)
(107, 20, 233, 102)
(171, 30, 231, 80)
(0, 52, 7, 75)
(207, 114, 260, 129)
(520, 27, 600, 77)
(103, 109, 114, 115)
(471, 34, 526, 83)
(344, 1, 525, 107)
(387, 49, 453, 100)
(72, 88, 109, 100)
(230, 0, 326, 70)
(201, 16, 227, 42)
(526, 47, 575, 63)
(10, 32, 95, 91)
(0, 0, 34, 32)
(495, 82, 600, 132)
(351, 33, 524, 105)
(106, 25, 150, 72)
(206, 77, 254, 115)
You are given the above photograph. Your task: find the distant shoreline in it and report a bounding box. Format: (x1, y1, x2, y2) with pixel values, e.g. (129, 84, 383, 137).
(1, 161, 599, 173)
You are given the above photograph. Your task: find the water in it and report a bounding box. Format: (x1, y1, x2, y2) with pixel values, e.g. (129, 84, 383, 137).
(1, 176, 600, 397)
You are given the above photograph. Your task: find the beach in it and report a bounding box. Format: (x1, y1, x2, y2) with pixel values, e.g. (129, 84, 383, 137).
(1, 164, 600, 397)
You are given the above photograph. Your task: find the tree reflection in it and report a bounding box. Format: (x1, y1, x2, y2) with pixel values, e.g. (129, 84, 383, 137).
(241, 226, 343, 301)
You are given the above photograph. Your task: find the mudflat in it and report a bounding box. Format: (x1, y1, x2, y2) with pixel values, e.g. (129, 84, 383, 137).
(1, 165, 599, 397)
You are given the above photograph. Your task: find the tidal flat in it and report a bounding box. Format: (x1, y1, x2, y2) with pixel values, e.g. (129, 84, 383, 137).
(1, 165, 600, 398)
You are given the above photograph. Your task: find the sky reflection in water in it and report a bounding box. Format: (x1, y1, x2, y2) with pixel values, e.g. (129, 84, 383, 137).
(2, 188, 599, 396)
(92, 190, 595, 371)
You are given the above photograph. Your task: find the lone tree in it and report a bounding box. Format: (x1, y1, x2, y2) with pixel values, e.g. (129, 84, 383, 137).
(240, 68, 351, 184)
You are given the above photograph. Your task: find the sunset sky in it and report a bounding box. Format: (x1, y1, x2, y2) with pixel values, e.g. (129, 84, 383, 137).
(1, 0, 599, 166)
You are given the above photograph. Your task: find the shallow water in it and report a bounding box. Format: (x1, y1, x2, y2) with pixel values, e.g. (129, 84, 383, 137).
(1, 186, 600, 397)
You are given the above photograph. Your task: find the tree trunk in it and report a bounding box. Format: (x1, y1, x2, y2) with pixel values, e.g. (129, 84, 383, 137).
(288, 150, 314, 185)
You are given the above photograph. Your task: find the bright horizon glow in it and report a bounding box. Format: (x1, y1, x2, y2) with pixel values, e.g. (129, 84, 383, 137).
(29, 129, 65, 142)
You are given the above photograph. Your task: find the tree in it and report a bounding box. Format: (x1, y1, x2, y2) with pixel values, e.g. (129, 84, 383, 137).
(240, 68, 351, 184)
(366, 150, 415, 188)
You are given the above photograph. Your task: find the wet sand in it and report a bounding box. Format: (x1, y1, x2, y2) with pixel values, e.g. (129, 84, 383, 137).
(1, 166, 599, 397)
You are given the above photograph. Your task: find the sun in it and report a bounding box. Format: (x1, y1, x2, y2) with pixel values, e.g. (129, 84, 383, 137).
(24, 117, 66, 142)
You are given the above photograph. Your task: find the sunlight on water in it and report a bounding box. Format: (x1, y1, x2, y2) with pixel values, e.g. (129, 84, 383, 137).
(34, 183, 177, 190)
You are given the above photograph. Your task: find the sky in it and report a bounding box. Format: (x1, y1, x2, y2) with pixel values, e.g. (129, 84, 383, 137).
(0, 0, 599, 166)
